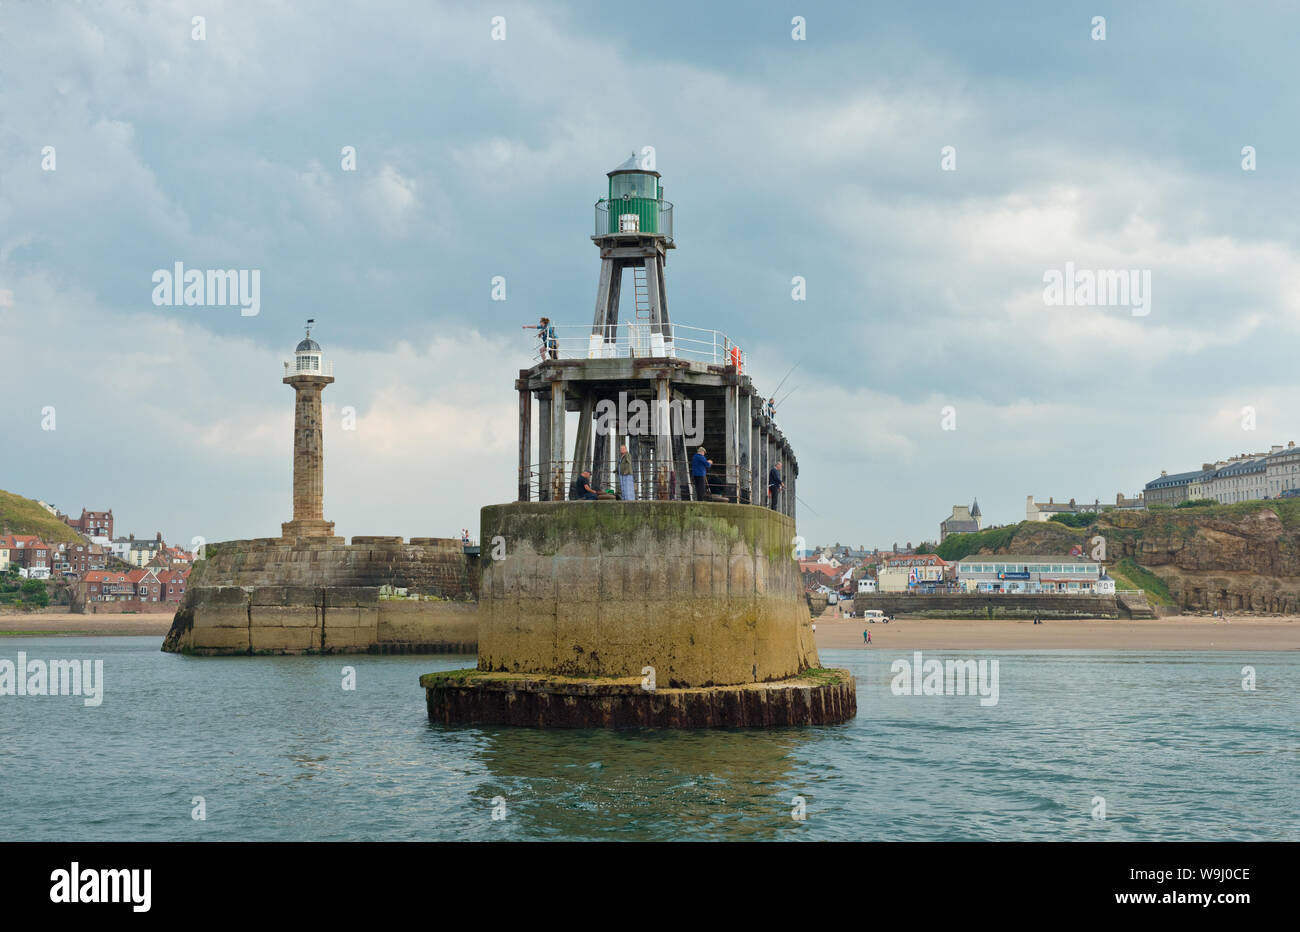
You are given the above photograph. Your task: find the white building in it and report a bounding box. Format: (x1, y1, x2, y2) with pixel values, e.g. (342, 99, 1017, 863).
(954, 555, 1104, 593)
(1203, 455, 1268, 504)
(1266, 442, 1300, 498)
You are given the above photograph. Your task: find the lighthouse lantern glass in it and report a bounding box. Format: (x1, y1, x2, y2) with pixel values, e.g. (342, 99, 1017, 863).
(610, 172, 657, 200)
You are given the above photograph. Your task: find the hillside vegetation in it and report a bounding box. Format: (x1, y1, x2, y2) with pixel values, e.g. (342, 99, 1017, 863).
(0, 490, 82, 543)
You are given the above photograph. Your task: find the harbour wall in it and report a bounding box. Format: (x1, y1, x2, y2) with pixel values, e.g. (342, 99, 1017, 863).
(162, 536, 479, 654)
(852, 592, 1147, 620)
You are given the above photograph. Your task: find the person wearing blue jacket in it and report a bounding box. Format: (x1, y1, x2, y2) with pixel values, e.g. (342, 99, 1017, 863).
(690, 446, 712, 501)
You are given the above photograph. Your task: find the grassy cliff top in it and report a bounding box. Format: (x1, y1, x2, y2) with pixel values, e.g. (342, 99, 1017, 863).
(0, 490, 83, 544)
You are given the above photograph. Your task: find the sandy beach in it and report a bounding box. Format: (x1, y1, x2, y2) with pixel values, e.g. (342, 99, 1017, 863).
(0, 609, 171, 638)
(5, 607, 1300, 650)
(813, 613, 1300, 651)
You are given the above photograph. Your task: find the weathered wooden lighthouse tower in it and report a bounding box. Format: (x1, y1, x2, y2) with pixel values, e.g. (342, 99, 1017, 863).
(514, 155, 798, 513)
(281, 321, 342, 542)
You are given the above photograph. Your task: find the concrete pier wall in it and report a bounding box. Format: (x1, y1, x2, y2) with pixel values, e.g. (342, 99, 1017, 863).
(161, 537, 479, 654)
(476, 501, 817, 687)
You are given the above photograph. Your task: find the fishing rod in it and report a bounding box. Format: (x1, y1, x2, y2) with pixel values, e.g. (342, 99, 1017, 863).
(795, 493, 821, 518)
(770, 360, 800, 398)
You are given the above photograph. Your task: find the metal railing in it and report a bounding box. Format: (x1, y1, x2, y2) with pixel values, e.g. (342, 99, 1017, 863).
(528, 322, 745, 368)
(594, 198, 674, 244)
(520, 459, 757, 504)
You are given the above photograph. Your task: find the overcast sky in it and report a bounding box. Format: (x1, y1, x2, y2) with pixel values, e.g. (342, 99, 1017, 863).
(3, 1, 1299, 550)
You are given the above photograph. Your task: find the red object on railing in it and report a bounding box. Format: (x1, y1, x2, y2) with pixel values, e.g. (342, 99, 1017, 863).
(729, 345, 742, 373)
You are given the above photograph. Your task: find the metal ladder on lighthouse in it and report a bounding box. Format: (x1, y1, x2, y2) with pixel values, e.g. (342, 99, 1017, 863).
(629, 265, 651, 357)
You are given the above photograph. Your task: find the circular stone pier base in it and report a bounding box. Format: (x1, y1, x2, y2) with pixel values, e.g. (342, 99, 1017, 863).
(421, 668, 856, 728)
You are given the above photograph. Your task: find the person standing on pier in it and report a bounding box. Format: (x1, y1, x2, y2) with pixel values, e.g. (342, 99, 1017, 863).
(618, 443, 635, 501)
(768, 461, 784, 510)
(691, 446, 712, 501)
(523, 316, 558, 360)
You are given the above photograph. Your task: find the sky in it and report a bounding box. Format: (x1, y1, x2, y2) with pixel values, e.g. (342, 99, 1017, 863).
(2, 0, 1299, 550)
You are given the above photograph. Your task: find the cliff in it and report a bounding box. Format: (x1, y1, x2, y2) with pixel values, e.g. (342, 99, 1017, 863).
(938, 501, 1300, 614)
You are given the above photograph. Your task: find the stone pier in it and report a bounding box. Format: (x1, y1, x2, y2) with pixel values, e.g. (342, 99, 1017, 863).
(162, 536, 479, 655)
(422, 501, 856, 727)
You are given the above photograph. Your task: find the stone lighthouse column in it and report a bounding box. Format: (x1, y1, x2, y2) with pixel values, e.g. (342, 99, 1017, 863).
(281, 325, 343, 542)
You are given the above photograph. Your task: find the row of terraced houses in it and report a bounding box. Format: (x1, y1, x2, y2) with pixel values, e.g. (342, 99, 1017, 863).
(1144, 441, 1300, 505)
(2, 505, 193, 603)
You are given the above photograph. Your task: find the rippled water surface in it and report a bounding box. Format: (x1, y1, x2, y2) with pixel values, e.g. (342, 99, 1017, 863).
(1, 638, 1295, 841)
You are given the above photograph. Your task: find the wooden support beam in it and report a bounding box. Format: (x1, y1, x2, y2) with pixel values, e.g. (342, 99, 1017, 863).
(644, 256, 663, 337)
(573, 391, 594, 477)
(592, 258, 615, 334)
(655, 256, 672, 341)
(724, 382, 737, 503)
(537, 390, 551, 501)
(518, 387, 532, 502)
(655, 377, 671, 499)
(550, 381, 566, 501)
(739, 390, 752, 505)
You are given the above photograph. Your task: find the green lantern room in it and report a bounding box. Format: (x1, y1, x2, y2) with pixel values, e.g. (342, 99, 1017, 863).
(596, 153, 673, 243)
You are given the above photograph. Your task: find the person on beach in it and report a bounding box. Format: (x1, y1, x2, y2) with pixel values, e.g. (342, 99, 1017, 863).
(569, 470, 598, 500)
(768, 461, 784, 510)
(618, 443, 635, 501)
(866, 630, 872, 644)
(690, 446, 712, 501)
(864, 629, 869, 643)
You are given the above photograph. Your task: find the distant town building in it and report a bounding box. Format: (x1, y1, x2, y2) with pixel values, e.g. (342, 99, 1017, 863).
(940, 500, 982, 541)
(111, 533, 169, 567)
(55, 541, 107, 576)
(1266, 442, 1300, 499)
(1, 535, 53, 578)
(1203, 456, 1268, 503)
(83, 570, 134, 601)
(1026, 493, 1145, 521)
(64, 508, 114, 540)
(1143, 470, 1206, 506)
(878, 554, 949, 592)
(1145, 443, 1300, 505)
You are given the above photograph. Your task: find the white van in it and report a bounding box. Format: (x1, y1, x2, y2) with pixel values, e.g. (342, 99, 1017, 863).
(863, 609, 889, 623)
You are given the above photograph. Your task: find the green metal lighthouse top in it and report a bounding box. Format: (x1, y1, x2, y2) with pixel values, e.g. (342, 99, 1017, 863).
(595, 152, 673, 245)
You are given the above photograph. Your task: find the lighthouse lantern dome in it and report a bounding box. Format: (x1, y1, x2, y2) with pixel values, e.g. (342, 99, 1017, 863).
(292, 321, 324, 374)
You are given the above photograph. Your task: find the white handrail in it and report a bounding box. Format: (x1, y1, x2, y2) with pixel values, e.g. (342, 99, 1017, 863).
(528, 322, 745, 367)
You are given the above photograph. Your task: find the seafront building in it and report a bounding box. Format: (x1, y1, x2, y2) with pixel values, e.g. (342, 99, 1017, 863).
(878, 554, 948, 592)
(953, 555, 1112, 594)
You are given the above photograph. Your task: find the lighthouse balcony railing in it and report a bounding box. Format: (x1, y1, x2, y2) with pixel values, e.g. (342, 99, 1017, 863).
(283, 360, 334, 377)
(594, 198, 673, 245)
(532, 323, 745, 369)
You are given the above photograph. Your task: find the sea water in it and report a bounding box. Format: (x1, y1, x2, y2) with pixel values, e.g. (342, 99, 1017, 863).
(0, 637, 1295, 841)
